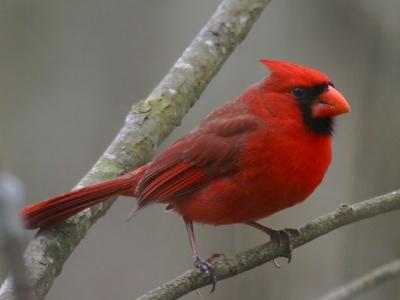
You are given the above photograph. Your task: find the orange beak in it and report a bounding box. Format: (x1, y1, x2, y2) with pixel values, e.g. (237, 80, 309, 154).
(312, 86, 350, 118)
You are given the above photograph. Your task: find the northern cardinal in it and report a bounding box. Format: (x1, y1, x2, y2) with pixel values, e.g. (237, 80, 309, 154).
(22, 60, 350, 289)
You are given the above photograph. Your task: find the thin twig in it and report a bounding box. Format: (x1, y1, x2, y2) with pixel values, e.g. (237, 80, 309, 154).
(135, 190, 400, 300)
(318, 259, 400, 300)
(0, 1, 271, 299)
(0, 172, 35, 300)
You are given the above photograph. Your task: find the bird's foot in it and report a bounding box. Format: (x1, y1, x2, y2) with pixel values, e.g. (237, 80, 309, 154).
(268, 228, 301, 267)
(194, 255, 219, 292)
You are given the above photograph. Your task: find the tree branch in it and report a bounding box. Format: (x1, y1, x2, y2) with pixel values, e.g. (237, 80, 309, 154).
(135, 190, 400, 300)
(318, 259, 400, 300)
(0, 173, 34, 300)
(0, 0, 271, 299)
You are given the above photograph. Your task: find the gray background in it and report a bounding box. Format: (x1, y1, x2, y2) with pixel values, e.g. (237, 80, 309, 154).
(1, 0, 400, 299)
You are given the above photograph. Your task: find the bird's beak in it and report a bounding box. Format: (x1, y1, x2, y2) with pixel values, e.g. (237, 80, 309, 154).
(312, 86, 350, 118)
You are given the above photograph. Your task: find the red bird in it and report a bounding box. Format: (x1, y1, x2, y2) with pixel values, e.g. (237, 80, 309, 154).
(22, 60, 350, 289)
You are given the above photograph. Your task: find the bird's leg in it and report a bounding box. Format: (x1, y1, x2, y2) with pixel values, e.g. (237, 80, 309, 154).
(184, 219, 217, 292)
(246, 221, 301, 267)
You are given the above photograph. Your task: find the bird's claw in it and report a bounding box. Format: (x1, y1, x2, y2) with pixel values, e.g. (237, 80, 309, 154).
(269, 228, 301, 266)
(194, 256, 217, 292)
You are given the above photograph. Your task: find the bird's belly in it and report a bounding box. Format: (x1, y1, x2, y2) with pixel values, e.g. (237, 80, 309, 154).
(172, 142, 330, 225)
(171, 171, 317, 225)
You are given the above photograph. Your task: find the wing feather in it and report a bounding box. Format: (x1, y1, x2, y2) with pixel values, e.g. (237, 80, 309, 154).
(135, 109, 259, 210)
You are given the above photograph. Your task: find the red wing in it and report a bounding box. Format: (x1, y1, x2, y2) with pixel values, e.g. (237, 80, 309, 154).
(134, 114, 259, 211)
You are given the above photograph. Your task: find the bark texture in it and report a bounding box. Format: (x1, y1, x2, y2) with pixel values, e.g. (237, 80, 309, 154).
(136, 190, 400, 300)
(0, 0, 271, 299)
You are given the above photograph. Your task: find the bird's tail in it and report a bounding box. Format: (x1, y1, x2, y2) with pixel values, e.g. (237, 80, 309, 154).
(21, 166, 147, 229)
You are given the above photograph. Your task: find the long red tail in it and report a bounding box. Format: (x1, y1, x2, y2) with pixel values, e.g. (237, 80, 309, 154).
(21, 166, 147, 229)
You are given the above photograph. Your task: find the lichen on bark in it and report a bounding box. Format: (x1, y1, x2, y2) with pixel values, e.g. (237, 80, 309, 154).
(0, 0, 271, 299)
(135, 190, 400, 300)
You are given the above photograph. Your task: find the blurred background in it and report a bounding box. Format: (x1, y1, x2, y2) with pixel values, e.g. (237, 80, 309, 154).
(1, 0, 400, 299)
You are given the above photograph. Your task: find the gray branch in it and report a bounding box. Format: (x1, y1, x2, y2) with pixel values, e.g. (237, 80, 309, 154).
(0, 173, 35, 300)
(0, 0, 271, 299)
(135, 190, 400, 300)
(318, 259, 400, 300)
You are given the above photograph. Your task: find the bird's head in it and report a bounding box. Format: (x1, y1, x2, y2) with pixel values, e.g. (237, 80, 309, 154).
(260, 59, 350, 135)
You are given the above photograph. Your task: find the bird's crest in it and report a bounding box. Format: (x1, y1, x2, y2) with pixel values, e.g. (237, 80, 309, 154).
(260, 59, 331, 89)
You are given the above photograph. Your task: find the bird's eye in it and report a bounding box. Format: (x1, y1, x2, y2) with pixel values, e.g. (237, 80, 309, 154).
(292, 87, 306, 99)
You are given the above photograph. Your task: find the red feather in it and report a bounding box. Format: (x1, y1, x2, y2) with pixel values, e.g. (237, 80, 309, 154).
(21, 166, 147, 228)
(21, 60, 350, 230)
